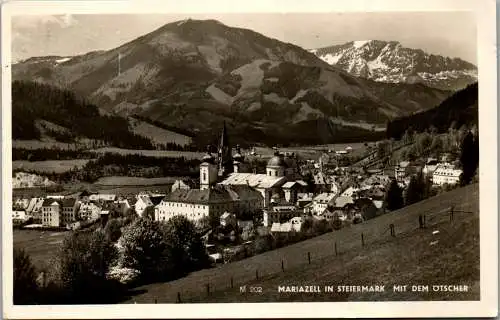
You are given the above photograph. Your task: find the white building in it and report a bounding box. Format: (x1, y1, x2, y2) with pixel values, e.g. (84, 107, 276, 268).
(89, 194, 117, 202)
(311, 192, 336, 215)
(78, 201, 102, 221)
(41, 199, 60, 227)
(135, 194, 164, 217)
(155, 184, 263, 223)
(432, 165, 463, 185)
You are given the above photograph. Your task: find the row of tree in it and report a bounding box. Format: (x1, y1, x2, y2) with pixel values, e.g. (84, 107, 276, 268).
(15, 152, 202, 184)
(12, 148, 96, 161)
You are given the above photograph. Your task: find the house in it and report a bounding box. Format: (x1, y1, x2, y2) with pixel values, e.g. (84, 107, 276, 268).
(26, 197, 44, 223)
(271, 216, 303, 233)
(135, 194, 163, 217)
(311, 193, 336, 215)
(60, 198, 80, 226)
(281, 181, 306, 204)
(171, 179, 193, 192)
(263, 204, 300, 227)
(13, 198, 30, 210)
(220, 212, 237, 227)
(89, 193, 116, 202)
(334, 196, 355, 210)
(395, 161, 411, 181)
(78, 201, 102, 221)
(12, 210, 28, 225)
(296, 193, 313, 208)
(290, 216, 304, 232)
(432, 164, 463, 185)
(270, 222, 292, 233)
(41, 199, 61, 227)
(313, 172, 330, 193)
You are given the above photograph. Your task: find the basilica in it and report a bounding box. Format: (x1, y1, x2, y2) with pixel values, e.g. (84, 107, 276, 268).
(155, 123, 307, 223)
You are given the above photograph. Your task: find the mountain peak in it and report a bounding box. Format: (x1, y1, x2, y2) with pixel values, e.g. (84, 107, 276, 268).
(310, 40, 477, 90)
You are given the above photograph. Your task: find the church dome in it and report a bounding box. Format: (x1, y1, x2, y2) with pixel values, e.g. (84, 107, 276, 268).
(267, 150, 286, 168)
(202, 147, 215, 164)
(233, 144, 244, 162)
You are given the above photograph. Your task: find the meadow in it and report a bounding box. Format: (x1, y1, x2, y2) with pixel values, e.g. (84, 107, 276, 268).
(13, 229, 69, 271)
(12, 159, 91, 173)
(123, 183, 479, 303)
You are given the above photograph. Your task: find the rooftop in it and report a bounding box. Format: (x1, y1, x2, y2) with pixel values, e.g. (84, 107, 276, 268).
(219, 173, 286, 189)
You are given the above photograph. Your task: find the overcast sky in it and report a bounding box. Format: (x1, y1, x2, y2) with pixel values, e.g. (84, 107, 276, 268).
(12, 12, 477, 63)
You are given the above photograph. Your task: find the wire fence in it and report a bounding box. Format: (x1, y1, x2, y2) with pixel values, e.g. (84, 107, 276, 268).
(137, 205, 475, 304)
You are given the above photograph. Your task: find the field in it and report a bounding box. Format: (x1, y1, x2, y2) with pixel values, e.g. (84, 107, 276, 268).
(92, 147, 204, 159)
(12, 159, 91, 173)
(13, 229, 69, 271)
(253, 142, 372, 161)
(95, 176, 181, 186)
(123, 183, 479, 303)
(128, 118, 193, 146)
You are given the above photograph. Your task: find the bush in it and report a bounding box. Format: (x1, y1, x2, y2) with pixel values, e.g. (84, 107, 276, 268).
(120, 218, 171, 282)
(104, 218, 122, 242)
(160, 216, 210, 276)
(106, 266, 141, 285)
(13, 248, 38, 304)
(40, 230, 123, 304)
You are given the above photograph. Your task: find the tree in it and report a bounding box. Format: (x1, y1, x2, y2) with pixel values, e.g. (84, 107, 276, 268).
(385, 179, 404, 211)
(430, 136, 443, 157)
(143, 205, 155, 220)
(120, 218, 170, 281)
(13, 248, 38, 304)
(124, 208, 138, 225)
(417, 132, 432, 156)
(459, 131, 479, 185)
(57, 230, 120, 303)
(405, 176, 422, 206)
(104, 218, 122, 242)
(377, 140, 390, 159)
(161, 216, 209, 277)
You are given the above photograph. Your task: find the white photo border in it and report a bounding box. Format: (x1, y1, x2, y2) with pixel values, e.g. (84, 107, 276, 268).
(1, 0, 497, 318)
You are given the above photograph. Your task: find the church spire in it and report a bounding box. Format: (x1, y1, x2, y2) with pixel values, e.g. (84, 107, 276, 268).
(218, 121, 233, 177)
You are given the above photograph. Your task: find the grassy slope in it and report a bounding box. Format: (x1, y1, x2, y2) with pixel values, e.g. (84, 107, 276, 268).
(124, 183, 479, 303)
(13, 229, 68, 271)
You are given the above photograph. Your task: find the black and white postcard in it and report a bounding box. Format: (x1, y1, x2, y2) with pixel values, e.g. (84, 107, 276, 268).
(2, 0, 497, 318)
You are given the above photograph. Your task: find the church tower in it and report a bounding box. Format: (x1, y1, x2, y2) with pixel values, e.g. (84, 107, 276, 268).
(200, 147, 218, 190)
(217, 122, 233, 178)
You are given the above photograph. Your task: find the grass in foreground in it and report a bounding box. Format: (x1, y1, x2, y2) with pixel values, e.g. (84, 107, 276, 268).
(124, 184, 479, 303)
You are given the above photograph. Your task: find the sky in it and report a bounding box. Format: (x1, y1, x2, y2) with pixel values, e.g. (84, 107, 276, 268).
(11, 12, 477, 63)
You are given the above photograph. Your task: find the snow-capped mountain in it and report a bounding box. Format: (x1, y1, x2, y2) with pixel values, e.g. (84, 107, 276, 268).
(311, 40, 477, 90)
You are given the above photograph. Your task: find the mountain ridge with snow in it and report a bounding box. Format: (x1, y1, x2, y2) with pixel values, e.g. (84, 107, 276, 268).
(310, 40, 477, 90)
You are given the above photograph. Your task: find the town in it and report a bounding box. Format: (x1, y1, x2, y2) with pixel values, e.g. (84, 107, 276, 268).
(13, 123, 467, 266)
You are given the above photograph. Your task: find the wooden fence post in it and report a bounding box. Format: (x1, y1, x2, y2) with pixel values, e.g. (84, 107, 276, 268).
(177, 292, 181, 303)
(308, 252, 311, 264)
(206, 283, 210, 296)
(256, 269, 259, 280)
(335, 242, 338, 256)
(281, 260, 285, 272)
(231, 277, 234, 288)
(450, 206, 454, 221)
(361, 233, 365, 247)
